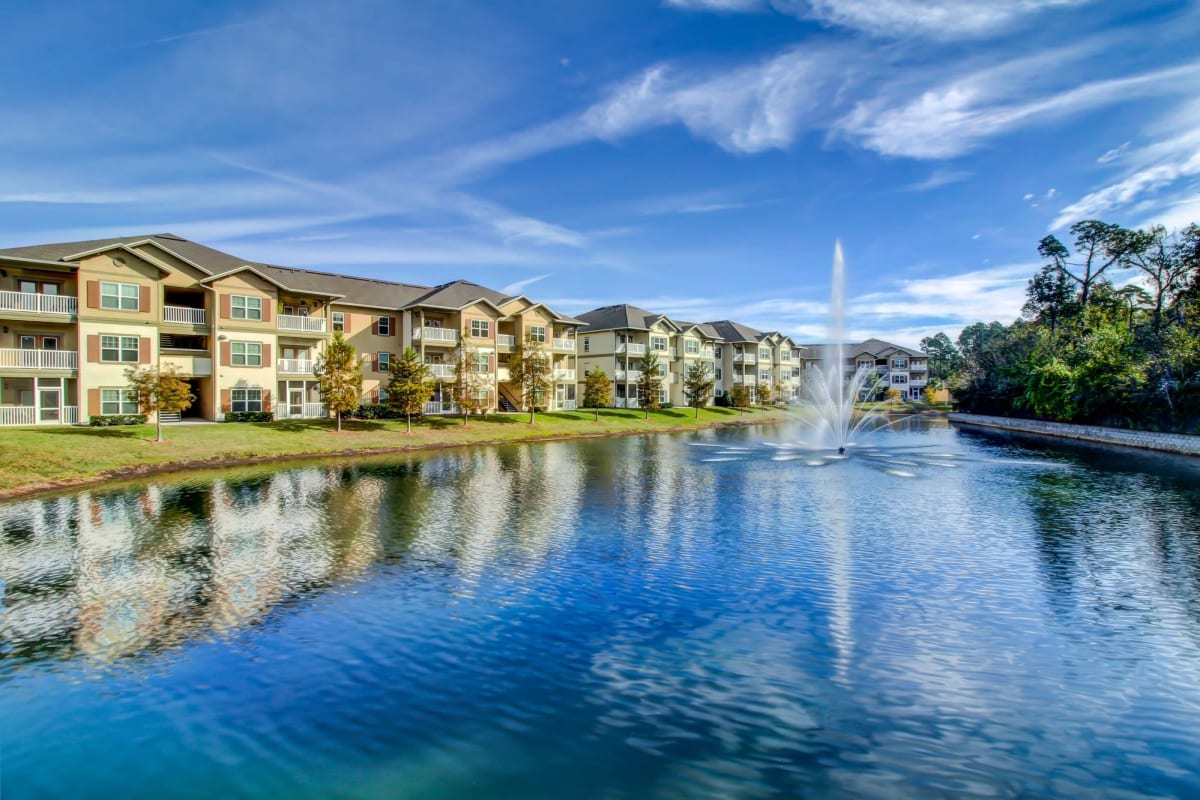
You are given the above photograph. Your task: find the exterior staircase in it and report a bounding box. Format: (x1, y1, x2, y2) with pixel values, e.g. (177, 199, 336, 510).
(159, 412, 181, 424)
(498, 394, 518, 413)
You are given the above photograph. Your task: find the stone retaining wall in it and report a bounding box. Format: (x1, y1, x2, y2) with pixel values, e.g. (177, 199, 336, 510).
(948, 413, 1200, 457)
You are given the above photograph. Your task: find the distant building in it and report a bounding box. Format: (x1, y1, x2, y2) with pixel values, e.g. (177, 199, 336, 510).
(799, 339, 930, 401)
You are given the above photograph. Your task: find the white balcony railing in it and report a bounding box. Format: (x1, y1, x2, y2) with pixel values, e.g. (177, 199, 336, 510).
(277, 358, 314, 374)
(163, 306, 207, 325)
(415, 327, 458, 344)
(426, 364, 455, 379)
(0, 349, 78, 370)
(909, 363, 928, 372)
(618, 343, 646, 356)
(277, 403, 326, 419)
(553, 369, 576, 382)
(733, 353, 757, 364)
(552, 337, 575, 351)
(557, 399, 577, 410)
(278, 314, 327, 333)
(613, 398, 640, 409)
(909, 378, 928, 387)
(0, 405, 78, 425)
(614, 369, 643, 381)
(0, 291, 77, 316)
(423, 401, 459, 415)
(496, 334, 516, 347)
(0, 406, 36, 425)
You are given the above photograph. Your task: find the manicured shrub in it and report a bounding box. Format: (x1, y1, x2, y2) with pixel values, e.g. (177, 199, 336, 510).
(223, 411, 274, 423)
(351, 403, 406, 420)
(89, 414, 147, 427)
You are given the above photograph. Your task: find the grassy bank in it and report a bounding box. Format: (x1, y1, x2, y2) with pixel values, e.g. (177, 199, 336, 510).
(1, 407, 790, 500)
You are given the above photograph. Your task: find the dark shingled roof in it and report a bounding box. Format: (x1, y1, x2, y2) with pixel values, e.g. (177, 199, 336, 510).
(250, 264, 429, 308)
(704, 320, 765, 344)
(799, 339, 927, 360)
(405, 280, 510, 311)
(575, 304, 672, 333)
(673, 320, 722, 339)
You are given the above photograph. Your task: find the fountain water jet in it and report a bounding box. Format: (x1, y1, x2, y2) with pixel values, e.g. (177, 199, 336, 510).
(798, 240, 889, 452)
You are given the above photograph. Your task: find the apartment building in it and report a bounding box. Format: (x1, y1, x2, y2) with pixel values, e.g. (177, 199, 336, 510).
(573, 306, 802, 407)
(0, 233, 581, 425)
(799, 339, 930, 401)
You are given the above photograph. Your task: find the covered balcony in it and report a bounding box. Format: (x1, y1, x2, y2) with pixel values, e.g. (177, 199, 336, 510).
(0, 290, 77, 317)
(0, 349, 78, 370)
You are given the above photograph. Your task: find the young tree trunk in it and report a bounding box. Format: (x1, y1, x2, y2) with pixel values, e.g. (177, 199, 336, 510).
(406, 413, 412, 434)
(336, 411, 342, 432)
(462, 410, 468, 427)
(529, 406, 535, 424)
(156, 413, 163, 443)
(695, 403, 700, 419)
(594, 407, 599, 422)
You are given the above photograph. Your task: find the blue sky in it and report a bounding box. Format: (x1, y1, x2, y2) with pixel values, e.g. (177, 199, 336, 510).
(2, 0, 1198, 344)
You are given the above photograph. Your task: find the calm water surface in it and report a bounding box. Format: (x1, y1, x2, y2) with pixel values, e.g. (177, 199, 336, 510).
(3, 419, 1200, 798)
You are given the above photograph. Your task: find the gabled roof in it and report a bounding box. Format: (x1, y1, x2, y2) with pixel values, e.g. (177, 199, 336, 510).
(704, 319, 765, 344)
(498, 296, 585, 326)
(673, 320, 722, 339)
(799, 339, 927, 360)
(576, 304, 671, 333)
(247, 264, 427, 308)
(403, 280, 510, 313)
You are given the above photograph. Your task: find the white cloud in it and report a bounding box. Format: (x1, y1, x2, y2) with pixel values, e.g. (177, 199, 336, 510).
(1023, 192, 1035, 200)
(501, 274, 552, 295)
(971, 233, 981, 240)
(664, 0, 763, 10)
(1045, 187, 1056, 199)
(902, 168, 972, 191)
(1052, 99, 1200, 230)
(838, 59, 1200, 159)
(851, 262, 1034, 333)
(1097, 141, 1130, 163)
(791, 0, 1092, 40)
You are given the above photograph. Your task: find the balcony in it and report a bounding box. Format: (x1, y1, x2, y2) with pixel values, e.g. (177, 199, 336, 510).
(0, 405, 79, 426)
(162, 306, 207, 325)
(617, 342, 646, 356)
(909, 378, 928, 387)
(415, 327, 458, 345)
(278, 358, 314, 375)
(733, 353, 757, 364)
(0, 349, 78, 370)
(160, 354, 213, 377)
(278, 314, 327, 333)
(909, 362, 928, 372)
(557, 399, 577, 410)
(276, 403, 327, 420)
(614, 369, 643, 381)
(0, 291, 77, 316)
(613, 398, 640, 409)
(496, 334, 517, 347)
(423, 400, 459, 415)
(552, 337, 575, 351)
(553, 368, 577, 382)
(426, 363, 456, 379)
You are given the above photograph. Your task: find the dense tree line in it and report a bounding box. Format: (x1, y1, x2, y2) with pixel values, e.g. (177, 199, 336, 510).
(922, 220, 1200, 432)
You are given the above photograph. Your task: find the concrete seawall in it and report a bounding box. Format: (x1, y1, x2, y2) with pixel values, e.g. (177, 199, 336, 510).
(948, 413, 1200, 457)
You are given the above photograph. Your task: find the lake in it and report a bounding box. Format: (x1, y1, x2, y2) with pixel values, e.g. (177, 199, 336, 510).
(2, 418, 1199, 798)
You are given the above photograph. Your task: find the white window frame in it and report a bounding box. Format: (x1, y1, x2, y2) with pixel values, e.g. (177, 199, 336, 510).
(472, 353, 490, 374)
(651, 336, 668, 352)
(232, 341, 263, 367)
(101, 281, 140, 312)
(759, 348, 771, 361)
(231, 295, 263, 321)
(583, 337, 591, 353)
(378, 352, 391, 372)
(377, 316, 391, 336)
(685, 339, 700, 355)
(528, 325, 546, 343)
(892, 358, 908, 370)
(332, 311, 345, 332)
(892, 374, 908, 385)
(101, 388, 138, 415)
(101, 335, 139, 363)
(470, 319, 490, 338)
(231, 388, 263, 413)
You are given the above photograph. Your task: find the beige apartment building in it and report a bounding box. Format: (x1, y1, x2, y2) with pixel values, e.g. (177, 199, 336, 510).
(799, 339, 930, 400)
(573, 306, 801, 407)
(0, 234, 580, 425)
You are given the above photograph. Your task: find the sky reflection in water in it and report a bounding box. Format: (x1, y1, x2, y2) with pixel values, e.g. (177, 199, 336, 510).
(2, 418, 1200, 799)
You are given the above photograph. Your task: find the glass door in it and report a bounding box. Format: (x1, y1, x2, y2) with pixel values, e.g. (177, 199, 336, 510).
(39, 388, 60, 423)
(289, 388, 304, 418)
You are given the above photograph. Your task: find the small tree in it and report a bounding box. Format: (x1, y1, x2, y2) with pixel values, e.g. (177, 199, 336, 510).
(583, 367, 612, 421)
(451, 331, 489, 426)
(387, 347, 433, 434)
(126, 366, 195, 443)
(636, 351, 663, 419)
(508, 332, 552, 423)
(885, 387, 902, 403)
(314, 332, 363, 432)
(775, 383, 788, 406)
(729, 383, 750, 414)
(922, 384, 938, 405)
(683, 361, 715, 418)
(757, 381, 772, 407)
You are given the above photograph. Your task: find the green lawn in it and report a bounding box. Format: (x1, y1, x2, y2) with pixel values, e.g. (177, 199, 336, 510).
(1, 406, 790, 499)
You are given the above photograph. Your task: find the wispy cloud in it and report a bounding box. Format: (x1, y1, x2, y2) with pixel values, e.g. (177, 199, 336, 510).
(1097, 141, 1130, 163)
(665, 0, 1094, 40)
(902, 168, 972, 191)
(145, 20, 267, 46)
(501, 274, 552, 295)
